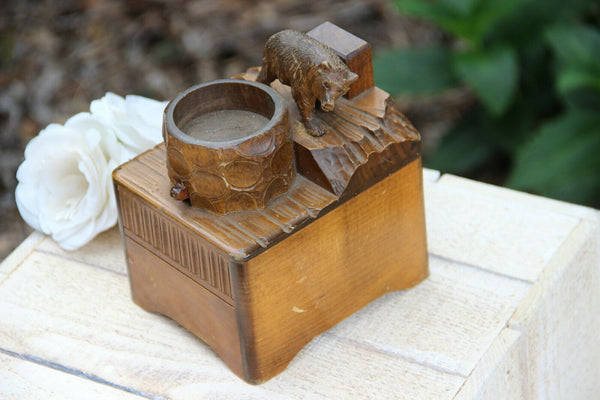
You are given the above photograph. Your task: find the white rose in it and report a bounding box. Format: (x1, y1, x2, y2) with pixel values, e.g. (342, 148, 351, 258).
(16, 92, 167, 250)
(15, 112, 120, 250)
(90, 92, 168, 162)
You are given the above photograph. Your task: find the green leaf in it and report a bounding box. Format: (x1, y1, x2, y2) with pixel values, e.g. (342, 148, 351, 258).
(545, 24, 600, 70)
(396, 0, 526, 43)
(455, 0, 526, 42)
(452, 46, 518, 116)
(394, 0, 471, 28)
(562, 87, 600, 110)
(374, 47, 459, 95)
(489, 0, 593, 48)
(506, 111, 600, 205)
(425, 114, 496, 173)
(395, 0, 452, 22)
(545, 24, 600, 110)
(557, 70, 600, 93)
(545, 23, 600, 109)
(439, 0, 480, 16)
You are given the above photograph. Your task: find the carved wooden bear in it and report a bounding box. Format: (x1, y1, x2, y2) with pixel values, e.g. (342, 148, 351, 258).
(257, 29, 359, 137)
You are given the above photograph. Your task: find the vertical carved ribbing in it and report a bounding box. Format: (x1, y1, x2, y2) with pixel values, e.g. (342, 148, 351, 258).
(119, 188, 233, 300)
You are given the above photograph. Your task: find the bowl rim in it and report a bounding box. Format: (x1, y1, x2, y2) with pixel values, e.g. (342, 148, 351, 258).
(165, 79, 286, 147)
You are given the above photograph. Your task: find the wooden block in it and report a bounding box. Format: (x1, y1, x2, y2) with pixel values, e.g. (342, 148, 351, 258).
(124, 234, 244, 373)
(453, 329, 525, 400)
(114, 153, 428, 383)
(0, 353, 143, 400)
(508, 218, 600, 399)
(307, 22, 374, 98)
(113, 73, 427, 382)
(233, 158, 428, 381)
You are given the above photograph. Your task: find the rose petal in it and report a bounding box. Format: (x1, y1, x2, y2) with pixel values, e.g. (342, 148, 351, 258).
(125, 95, 168, 127)
(15, 182, 42, 232)
(16, 91, 165, 250)
(66, 112, 123, 165)
(90, 92, 167, 159)
(90, 92, 126, 124)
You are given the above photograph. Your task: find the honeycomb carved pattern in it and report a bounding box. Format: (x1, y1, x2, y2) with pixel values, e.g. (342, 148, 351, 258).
(164, 80, 295, 214)
(166, 111, 295, 214)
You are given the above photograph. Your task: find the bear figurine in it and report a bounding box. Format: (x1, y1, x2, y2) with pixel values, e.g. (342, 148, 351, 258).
(256, 29, 359, 137)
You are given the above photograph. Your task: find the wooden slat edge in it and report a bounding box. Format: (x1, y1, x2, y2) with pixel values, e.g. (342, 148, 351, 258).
(453, 328, 525, 400)
(438, 174, 599, 221)
(0, 351, 154, 400)
(508, 217, 600, 399)
(0, 231, 46, 284)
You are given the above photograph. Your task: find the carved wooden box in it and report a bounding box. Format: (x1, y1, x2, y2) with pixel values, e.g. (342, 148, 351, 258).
(113, 23, 428, 384)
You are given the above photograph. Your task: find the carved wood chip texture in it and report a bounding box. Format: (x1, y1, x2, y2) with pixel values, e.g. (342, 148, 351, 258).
(296, 92, 421, 196)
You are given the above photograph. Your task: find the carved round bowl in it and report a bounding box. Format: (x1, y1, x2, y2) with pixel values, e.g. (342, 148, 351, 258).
(164, 79, 295, 214)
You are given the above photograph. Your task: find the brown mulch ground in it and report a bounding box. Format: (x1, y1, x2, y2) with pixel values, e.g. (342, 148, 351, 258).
(0, 0, 445, 260)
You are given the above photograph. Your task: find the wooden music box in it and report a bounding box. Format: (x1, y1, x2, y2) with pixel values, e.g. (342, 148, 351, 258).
(113, 22, 428, 384)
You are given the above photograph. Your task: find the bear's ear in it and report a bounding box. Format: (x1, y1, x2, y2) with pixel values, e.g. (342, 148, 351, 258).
(346, 71, 359, 84)
(319, 61, 332, 72)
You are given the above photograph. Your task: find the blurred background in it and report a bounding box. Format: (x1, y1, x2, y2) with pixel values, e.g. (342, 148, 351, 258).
(1, 0, 599, 260)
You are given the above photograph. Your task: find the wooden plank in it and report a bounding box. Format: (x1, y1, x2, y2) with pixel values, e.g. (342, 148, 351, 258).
(0, 250, 464, 399)
(453, 329, 525, 400)
(246, 334, 464, 400)
(163, 334, 466, 400)
(3, 168, 597, 398)
(423, 168, 440, 183)
(36, 227, 126, 275)
(438, 174, 598, 221)
(508, 218, 600, 400)
(424, 178, 581, 282)
(0, 352, 146, 400)
(0, 231, 45, 284)
(328, 257, 531, 377)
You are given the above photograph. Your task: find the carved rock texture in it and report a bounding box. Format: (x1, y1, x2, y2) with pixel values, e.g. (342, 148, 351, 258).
(234, 68, 422, 199)
(294, 92, 421, 198)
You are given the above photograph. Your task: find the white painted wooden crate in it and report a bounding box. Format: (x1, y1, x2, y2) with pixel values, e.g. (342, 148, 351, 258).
(0, 169, 598, 399)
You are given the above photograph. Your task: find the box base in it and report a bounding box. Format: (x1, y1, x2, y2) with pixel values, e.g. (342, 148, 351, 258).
(120, 156, 428, 383)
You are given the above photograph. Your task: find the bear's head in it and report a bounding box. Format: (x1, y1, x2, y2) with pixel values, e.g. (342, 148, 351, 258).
(313, 61, 358, 112)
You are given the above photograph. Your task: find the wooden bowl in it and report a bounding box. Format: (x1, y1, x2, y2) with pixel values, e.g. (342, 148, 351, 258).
(164, 79, 294, 214)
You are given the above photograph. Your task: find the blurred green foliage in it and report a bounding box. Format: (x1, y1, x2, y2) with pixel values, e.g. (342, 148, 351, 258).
(375, 0, 600, 206)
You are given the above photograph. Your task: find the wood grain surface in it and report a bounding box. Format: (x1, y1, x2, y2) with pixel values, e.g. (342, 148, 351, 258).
(233, 158, 428, 382)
